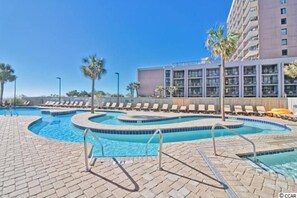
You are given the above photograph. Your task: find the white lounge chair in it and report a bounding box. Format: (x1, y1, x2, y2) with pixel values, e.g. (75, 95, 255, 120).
(245, 105, 256, 115)
(117, 103, 124, 110)
(134, 103, 142, 111)
(234, 105, 246, 115)
(170, 105, 178, 112)
(109, 103, 117, 109)
(102, 102, 111, 109)
(124, 103, 132, 110)
(161, 104, 169, 112)
(256, 106, 267, 116)
(198, 104, 206, 113)
(150, 103, 159, 111)
(188, 104, 196, 113)
(142, 103, 150, 111)
(179, 106, 187, 112)
(207, 105, 216, 114)
(224, 105, 232, 114)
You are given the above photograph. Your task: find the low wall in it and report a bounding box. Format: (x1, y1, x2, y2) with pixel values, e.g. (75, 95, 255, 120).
(172, 97, 289, 111)
(23, 96, 296, 111)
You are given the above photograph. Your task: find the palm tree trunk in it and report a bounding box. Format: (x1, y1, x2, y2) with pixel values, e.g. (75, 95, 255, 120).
(91, 79, 95, 114)
(220, 56, 225, 121)
(0, 82, 4, 106)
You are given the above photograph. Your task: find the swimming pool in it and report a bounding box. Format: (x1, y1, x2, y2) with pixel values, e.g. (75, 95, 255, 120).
(89, 112, 209, 125)
(246, 149, 297, 179)
(1, 107, 290, 157)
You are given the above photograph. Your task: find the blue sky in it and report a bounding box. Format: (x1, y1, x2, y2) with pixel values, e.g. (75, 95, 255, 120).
(0, 0, 232, 97)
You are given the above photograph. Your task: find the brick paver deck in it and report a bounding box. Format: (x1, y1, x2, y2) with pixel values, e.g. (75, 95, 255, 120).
(0, 114, 297, 197)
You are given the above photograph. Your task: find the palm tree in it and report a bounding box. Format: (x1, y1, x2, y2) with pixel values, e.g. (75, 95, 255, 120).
(155, 85, 165, 98)
(167, 86, 178, 98)
(133, 82, 140, 97)
(0, 63, 17, 106)
(81, 55, 106, 114)
(126, 83, 135, 97)
(284, 61, 297, 78)
(205, 25, 240, 121)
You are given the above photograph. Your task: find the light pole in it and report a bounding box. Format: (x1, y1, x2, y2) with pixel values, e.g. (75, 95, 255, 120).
(14, 77, 17, 107)
(115, 72, 119, 104)
(56, 77, 61, 102)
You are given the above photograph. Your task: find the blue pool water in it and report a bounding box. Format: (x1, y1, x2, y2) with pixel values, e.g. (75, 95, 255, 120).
(1, 107, 290, 157)
(90, 112, 208, 125)
(249, 150, 297, 179)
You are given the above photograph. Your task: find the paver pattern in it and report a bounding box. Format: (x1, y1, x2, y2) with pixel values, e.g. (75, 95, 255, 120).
(0, 113, 297, 198)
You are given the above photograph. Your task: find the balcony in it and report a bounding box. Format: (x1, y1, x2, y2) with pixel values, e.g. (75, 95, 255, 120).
(243, 39, 259, 54)
(243, 20, 258, 35)
(244, 28, 258, 42)
(244, 49, 259, 60)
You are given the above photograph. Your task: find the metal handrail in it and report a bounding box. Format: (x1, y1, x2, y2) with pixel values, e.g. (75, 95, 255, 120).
(10, 108, 18, 116)
(83, 128, 104, 171)
(145, 129, 163, 170)
(3, 108, 18, 116)
(211, 123, 257, 161)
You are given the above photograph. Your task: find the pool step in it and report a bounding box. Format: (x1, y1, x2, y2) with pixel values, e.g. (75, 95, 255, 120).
(32, 121, 50, 133)
(197, 149, 239, 198)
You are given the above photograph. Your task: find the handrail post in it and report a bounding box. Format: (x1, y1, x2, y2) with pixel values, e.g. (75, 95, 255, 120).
(158, 131, 163, 171)
(84, 129, 90, 171)
(145, 129, 163, 171)
(211, 123, 257, 162)
(83, 128, 105, 171)
(211, 125, 217, 156)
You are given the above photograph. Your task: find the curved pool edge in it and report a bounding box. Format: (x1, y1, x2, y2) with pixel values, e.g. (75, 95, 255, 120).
(71, 112, 245, 134)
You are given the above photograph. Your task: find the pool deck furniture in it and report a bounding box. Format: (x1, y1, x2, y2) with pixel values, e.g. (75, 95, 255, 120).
(256, 106, 267, 116)
(150, 103, 159, 111)
(62, 101, 70, 107)
(69, 101, 78, 108)
(117, 103, 124, 110)
(267, 108, 292, 118)
(124, 103, 132, 110)
(170, 104, 178, 112)
(83, 101, 90, 108)
(224, 105, 232, 114)
(23, 101, 30, 106)
(134, 103, 142, 111)
(234, 105, 246, 115)
(109, 103, 117, 109)
(198, 104, 206, 113)
(207, 105, 216, 114)
(161, 104, 169, 112)
(179, 106, 187, 112)
(65, 101, 74, 107)
(188, 104, 196, 113)
(77, 101, 84, 108)
(245, 105, 256, 115)
(41, 101, 50, 106)
(102, 102, 111, 109)
(141, 103, 150, 111)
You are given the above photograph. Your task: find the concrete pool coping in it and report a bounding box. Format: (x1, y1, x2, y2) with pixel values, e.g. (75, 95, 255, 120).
(71, 111, 244, 133)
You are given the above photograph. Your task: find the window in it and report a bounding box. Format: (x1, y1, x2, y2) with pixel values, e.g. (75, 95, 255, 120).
(282, 39, 287, 45)
(281, 18, 287, 24)
(280, 0, 286, 4)
(281, 28, 287, 35)
(281, 8, 286, 14)
(282, 49, 288, 56)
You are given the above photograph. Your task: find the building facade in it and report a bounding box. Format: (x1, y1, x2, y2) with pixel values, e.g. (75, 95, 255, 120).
(137, 57, 297, 98)
(228, 0, 297, 61)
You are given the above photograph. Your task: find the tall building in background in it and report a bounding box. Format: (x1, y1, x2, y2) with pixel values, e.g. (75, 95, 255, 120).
(228, 0, 297, 61)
